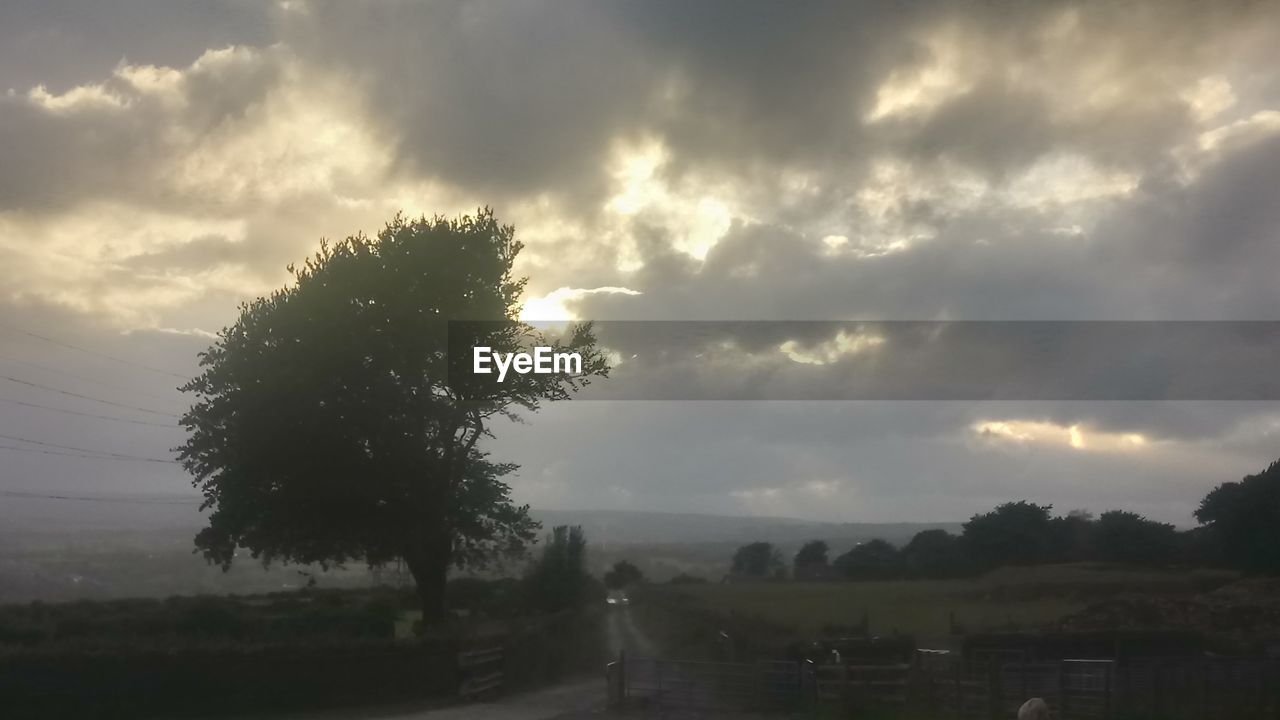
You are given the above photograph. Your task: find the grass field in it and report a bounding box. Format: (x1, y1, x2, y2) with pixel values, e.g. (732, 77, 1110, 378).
(657, 563, 1236, 645)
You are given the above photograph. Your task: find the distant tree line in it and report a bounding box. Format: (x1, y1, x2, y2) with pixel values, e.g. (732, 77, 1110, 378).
(728, 457, 1280, 580)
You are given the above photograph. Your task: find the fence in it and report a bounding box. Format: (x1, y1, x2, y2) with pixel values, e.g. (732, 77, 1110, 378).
(457, 645, 504, 698)
(905, 655, 1280, 719)
(611, 652, 1280, 718)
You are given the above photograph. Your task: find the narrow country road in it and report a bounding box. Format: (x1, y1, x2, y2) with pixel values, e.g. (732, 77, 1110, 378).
(292, 606, 660, 720)
(606, 605, 660, 659)
(369, 676, 608, 720)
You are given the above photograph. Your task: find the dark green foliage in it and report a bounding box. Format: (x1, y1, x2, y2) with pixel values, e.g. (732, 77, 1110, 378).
(1195, 459, 1280, 574)
(0, 641, 456, 719)
(524, 526, 601, 612)
(1095, 510, 1178, 565)
(603, 560, 645, 589)
(0, 591, 402, 649)
(793, 540, 830, 580)
(834, 539, 902, 580)
(177, 209, 607, 621)
(0, 599, 607, 719)
(902, 529, 968, 578)
(962, 501, 1055, 568)
(731, 541, 785, 579)
(1047, 509, 1097, 562)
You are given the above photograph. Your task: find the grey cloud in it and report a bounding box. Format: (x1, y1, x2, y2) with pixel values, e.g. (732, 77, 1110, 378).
(0, 45, 286, 213)
(279, 0, 655, 208)
(488, 400, 1271, 525)
(1096, 133, 1280, 310)
(0, 0, 271, 93)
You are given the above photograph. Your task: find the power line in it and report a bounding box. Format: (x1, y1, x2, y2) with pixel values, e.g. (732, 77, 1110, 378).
(0, 396, 181, 428)
(0, 350, 183, 405)
(0, 442, 176, 465)
(1, 375, 180, 418)
(0, 432, 177, 463)
(0, 489, 200, 505)
(0, 322, 192, 381)
(0, 444, 179, 464)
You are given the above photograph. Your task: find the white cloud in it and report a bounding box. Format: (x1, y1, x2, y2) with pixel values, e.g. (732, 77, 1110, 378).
(972, 419, 1150, 454)
(519, 286, 641, 322)
(779, 330, 885, 366)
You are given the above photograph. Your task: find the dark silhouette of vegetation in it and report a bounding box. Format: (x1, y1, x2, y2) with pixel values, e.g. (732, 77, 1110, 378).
(0, 585, 607, 719)
(793, 540, 830, 579)
(902, 529, 969, 578)
(963, 501, 1055, 567)
(1048, 509, 1098, 562)
(1096, 510, 1178, 565)
(834, 539, 902, 580)
(524, 525, 601, 612)
(731, 541, 785, 579)
(725, 458, 1280, 582)
(603, 560, 645, 590)
(177, 209, 607, 623)
(1196, 458, 1280, 574)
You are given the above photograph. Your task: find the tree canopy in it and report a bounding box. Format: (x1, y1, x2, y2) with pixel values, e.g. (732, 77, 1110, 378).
(731, 541, 785, 579)
(524, 525, 599, 612)
(178, 209, 607, 621)
(834, 539, 902, 580)
(1196, 459, 1280, 574)
(603, 560, 645, 590)
(962, 501, 1054, 568)
(793, 540, 830, 580)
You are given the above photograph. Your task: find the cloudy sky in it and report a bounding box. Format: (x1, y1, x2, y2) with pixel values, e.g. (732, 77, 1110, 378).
(3, 0, 1280, 528)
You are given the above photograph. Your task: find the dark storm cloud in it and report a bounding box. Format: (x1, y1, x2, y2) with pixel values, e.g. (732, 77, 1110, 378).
(278, 1, 1279, 214)
(278, 0, 655, 207)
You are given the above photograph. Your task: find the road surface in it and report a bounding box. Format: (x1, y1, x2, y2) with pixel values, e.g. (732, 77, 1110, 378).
(287, 606, 659, 720)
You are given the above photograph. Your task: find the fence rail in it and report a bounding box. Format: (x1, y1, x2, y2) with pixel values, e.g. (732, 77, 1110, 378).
(611, 652, 1280, 718)
(457, 646, 504, 698)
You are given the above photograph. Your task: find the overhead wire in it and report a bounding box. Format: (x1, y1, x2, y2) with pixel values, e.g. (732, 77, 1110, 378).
(0, 321, 192, 381)
(0, 350, 183, 405)
(0, 432, 177, 463)
(0, 396, 182, 428)
(0, 488, 200, 504)
(1, 375, 180, 418)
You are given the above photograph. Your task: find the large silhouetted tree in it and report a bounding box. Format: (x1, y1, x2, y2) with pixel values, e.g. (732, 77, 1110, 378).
(731, 542, 784, 578)
(604, 560, 645, 590)
(902, 529, 968, 578)
(1095, 510, 1177, 565)
(793, 540, 830, 580)
(834, 539, 902, 580)
(962, 501, 1054, 568)
(1195, 458, 1280, 574)
(179, 209, 607, 622)
(525, 525, 597, 612)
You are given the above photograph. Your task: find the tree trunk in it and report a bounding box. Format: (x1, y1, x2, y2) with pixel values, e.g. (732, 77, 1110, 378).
(405, 530, 452, 626)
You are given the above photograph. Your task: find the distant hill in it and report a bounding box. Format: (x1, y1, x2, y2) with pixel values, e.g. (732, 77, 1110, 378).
(532, 509, 959, 546)
(0, 505, 962, 601)
(529, 510, 961, 582)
